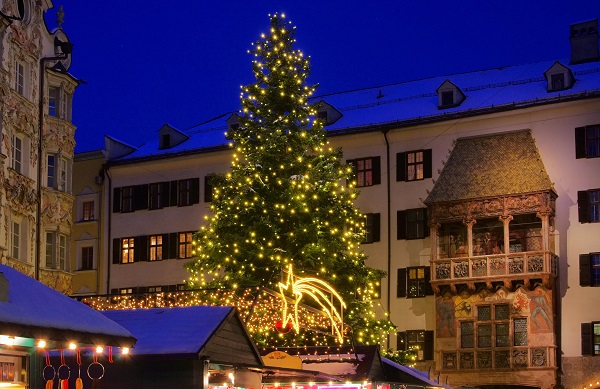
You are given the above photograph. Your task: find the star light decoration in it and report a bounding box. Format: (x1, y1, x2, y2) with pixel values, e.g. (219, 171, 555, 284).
(278, 265, 346, 343)
(183, 12, 394, 347)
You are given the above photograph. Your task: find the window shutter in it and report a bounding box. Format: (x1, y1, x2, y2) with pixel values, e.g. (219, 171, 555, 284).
(578, 190, 590, 223)
(580, 254, 591, 286)
(582, 322, 593, 355)
(161, 182, 171, 208)
(397, 268, 407, 298)
(113, 188, 121, 213)
(396, 331, 407, 351)
(135, 184, 149, 210)
(396, 152, 406, 181)
(373, 213, 381, 242)
(575, 126, 587, 159)
(424, 208, 430, 237)
(112, 238, 120, 264)
(424, 266, 434, 295)
(135, 236, 148, 262)
(204, 175, 214, 202)
(423, 149, 433, 179)
(372, 156, 381, 185)
(170, 181, 178, 207)
(423, 330, 434, 360)
(162, 234, 170, 259)
(169, 233, 178, 259)
(397, 210, 407, 240)
(191, 178, 200, 204)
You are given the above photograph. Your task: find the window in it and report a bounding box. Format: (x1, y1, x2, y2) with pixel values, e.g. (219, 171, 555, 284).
(149, 183, 163, 210)
(578, 189, 600, 223)
(171, 178, 199, 207)
(80, 246, 94, 270)
(48, 86, 59, 116)
(580, 253, 600, 286)
(15, 61, 25, 96)
(397, 330, 434, 361)
(407, 267, 428, 298)
(576, 124, 600, 159)
(513, 318, 528, 346)
(11, 135, 22, 174)
(82, 201, 94, 221)
(47, 155, 69, 192)
(11, 221, 20, 259)
(149, 235, 163, 261)
(441, 91, 454, 106)
(347, 157, 381, 187)
(363, 213, 380, 244)
(121, 186, 135, 213)
(178, 232, 193, 259)
(121, 237, 135, 263)
(178, 179, 194, 206)
(397, 267, 433, 298)
(397, 208, 429, 240)
(582, 322, 600, 355)
(551, 73, 565, 90)
(147, 286, 163, 293)
(396, 150, 432, 182)
(45, 232, 68, 271)
(461, 321, 474, 348)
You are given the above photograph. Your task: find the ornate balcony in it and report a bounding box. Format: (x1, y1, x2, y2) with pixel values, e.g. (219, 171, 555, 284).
(430, 250, 557, 293)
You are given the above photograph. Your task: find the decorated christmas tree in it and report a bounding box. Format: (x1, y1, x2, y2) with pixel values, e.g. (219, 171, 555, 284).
(185, 13, 395, 347)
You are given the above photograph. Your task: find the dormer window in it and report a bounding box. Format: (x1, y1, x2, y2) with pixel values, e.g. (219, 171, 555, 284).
(436, 80, 465, 109)
(161, 134, 171, 149)
(157, 124, 188, 150)
(226, 114, 241, 133)
(441, 91, 454, 107)
(315, 101, 342, 126)
(544, 61, 574, 92)
(551, 74, 565, 91)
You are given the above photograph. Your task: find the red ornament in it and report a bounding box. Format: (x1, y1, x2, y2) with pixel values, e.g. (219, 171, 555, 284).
(275, 319, 293, 334)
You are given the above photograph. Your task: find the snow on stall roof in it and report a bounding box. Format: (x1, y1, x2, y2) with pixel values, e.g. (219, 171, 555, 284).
(102, 306, 233, 356)
(381, 357, 449, 388)
(110, 59, 600, 162)
(0, 265, 133, 341)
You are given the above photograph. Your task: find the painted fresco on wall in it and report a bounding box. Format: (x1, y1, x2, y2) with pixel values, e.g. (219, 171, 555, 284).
(436, 286, 553, 338)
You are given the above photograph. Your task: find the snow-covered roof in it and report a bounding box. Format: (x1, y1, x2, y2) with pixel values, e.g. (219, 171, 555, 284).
(106, 59, 600, 164)
(381, 357, 449, 388)
(102, 306, 234, 356)
(0, 265, 135, 347)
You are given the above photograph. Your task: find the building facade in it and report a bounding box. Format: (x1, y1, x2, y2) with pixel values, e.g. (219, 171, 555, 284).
(0, 0, 77, 294)
(76, 20, 600, 389)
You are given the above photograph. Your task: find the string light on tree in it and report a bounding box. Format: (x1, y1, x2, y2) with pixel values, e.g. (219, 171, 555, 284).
(184, 12, 395, 347)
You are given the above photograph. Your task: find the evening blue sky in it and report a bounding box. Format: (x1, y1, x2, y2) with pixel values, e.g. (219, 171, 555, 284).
(46, 1, 599, 152)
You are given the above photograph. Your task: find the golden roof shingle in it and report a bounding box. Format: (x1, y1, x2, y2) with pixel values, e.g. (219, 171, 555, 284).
(425, 130, 553, 204)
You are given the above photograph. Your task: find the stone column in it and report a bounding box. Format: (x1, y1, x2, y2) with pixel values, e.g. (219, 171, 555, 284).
(464, 219, 477, 257)
(499, 215, 513, 254)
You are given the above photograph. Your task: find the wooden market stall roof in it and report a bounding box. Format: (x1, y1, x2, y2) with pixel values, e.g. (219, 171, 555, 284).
(0, 264, 135, 348)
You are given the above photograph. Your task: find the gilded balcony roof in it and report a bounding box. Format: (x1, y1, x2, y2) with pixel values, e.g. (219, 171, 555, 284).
(424, 130, 553, 204)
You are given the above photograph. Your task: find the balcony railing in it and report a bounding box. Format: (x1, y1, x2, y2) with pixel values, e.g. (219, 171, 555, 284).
(431, 251, 557, 288)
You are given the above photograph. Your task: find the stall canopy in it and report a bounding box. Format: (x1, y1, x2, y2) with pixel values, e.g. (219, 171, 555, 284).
(102, 306, 263, 364)
(0, 264, 135, 348)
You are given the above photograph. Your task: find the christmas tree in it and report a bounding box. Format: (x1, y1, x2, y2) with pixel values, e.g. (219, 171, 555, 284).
(185, 13, 394, 347)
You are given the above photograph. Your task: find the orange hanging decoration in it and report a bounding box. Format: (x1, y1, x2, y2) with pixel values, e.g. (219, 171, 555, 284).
(57, 350, 70, 389)
(76, 349, 83, 389)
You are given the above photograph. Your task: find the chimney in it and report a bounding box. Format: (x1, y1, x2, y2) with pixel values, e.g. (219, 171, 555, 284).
(570, 19, 599, 64)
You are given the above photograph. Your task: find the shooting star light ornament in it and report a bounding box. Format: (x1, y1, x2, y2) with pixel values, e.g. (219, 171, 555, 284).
(277, 264, 347, 343)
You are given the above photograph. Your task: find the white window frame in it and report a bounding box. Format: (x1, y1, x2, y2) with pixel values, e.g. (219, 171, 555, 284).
(15, 61, 25, 96)
(45, 231, 69, 271)
(11, 135, 23, 174)
(75, 235, 97, 272)
(11, 221, 21, 260)
(47, 154, 71, 193)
